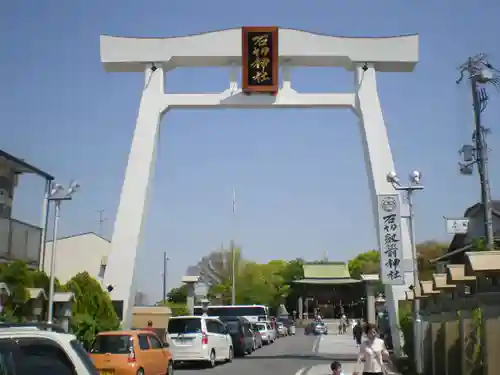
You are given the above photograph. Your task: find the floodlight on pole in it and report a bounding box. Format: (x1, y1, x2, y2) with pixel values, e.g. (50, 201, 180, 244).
(46, 181, 80, 325)
(386, 170, 424, 374)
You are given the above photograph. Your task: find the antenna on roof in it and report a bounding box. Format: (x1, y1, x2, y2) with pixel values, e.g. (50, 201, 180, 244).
(97, 209, 108, 236)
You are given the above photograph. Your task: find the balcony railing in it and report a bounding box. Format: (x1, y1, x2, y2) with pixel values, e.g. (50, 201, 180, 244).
(0, 217, 41, 266)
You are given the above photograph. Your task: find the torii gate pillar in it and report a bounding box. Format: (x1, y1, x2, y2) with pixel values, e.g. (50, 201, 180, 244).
(100, 28, 418, 355)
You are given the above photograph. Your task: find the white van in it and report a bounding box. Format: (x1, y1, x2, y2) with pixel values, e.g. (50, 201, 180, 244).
(166, 316, 233, 368)
(255, 322, 275, 344)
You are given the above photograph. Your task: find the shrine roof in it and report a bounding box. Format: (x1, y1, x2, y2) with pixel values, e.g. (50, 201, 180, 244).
(303, 262, 351, 279)
(293, 278, 362, 285)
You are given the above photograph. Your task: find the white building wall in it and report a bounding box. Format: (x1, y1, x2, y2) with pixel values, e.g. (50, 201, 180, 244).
(44, 233, 110, 285)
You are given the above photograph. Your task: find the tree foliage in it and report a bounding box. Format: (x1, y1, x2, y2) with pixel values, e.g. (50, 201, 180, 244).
(166, 284, 188, 304)
(348, 250, 380, 279)
(0, 262, 119, 349)
(63, 272, 120, 348)
(165, 240, 448, 317)
(347, 241, 448, 283)
(167, 246, 304, 315)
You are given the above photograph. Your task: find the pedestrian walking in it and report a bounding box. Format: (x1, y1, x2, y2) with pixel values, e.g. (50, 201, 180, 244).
(353, 323, 391, 375)
(330, 361, 345, 375)
(353, 320, 363, 348)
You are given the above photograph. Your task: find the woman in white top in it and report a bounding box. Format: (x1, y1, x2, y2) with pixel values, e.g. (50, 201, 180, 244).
(354, 323, 390, 375)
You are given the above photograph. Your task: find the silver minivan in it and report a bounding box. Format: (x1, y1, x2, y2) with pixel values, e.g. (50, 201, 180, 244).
(166, 316, 233, 367)
(255, 322, 275, 344)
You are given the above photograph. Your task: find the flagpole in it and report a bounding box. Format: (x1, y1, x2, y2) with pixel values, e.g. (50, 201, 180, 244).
(231, 187, 236, 305)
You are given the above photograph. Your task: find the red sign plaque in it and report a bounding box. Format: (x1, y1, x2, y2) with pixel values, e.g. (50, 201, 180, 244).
(241, 26, 279, 94)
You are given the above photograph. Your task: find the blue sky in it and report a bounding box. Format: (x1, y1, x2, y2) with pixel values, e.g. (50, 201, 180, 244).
(2, 0, 500, 304)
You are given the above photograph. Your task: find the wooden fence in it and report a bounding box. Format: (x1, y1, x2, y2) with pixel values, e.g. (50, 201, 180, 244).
(404, 251, 500, 375)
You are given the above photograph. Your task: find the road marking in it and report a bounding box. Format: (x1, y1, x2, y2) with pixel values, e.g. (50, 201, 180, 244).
(293, 367, 308, 375)
(312, 336, 321, 352)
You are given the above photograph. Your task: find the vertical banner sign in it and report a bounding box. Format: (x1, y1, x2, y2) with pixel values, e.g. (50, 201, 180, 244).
(242, 26, 279, 93)
(377, 194, 405, 285)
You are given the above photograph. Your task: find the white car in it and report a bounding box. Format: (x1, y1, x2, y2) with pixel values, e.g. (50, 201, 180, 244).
(166, 316, 233, 367)
(255, 322, 276, 344)
(276, 322, 288, 337)
(0, 323, 98, 374)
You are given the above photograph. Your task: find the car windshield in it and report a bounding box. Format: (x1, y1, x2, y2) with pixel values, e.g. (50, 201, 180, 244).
(256, 324, 266, 331)
(168, 318, 202, 334)
(316, 323, 325, 327)
(90, 335, 132, 354)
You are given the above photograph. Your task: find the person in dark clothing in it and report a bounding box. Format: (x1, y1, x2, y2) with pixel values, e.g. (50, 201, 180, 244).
(353, 320, 363, 348)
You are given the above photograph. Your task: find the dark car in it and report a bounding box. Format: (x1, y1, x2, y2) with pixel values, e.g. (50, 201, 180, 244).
(219, 316, 254, 356)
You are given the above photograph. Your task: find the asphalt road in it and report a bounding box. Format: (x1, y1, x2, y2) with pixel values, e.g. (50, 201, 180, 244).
(176, 329, 356, 375)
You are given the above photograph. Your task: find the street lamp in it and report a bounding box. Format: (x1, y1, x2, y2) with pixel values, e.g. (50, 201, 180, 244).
(386, 170, 424, 374)
(47, 181, 80, 324)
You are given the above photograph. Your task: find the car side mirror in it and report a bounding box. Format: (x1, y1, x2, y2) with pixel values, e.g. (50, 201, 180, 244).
(163, 342, 170, 348)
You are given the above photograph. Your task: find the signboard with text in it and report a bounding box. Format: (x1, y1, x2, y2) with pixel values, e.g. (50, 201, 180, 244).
(377, 194, 405, 285)
(242, 26, 279, 93)
(445, 217, 469, 235)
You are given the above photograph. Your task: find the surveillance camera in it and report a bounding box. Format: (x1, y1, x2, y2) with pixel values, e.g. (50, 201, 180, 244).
(408, 284, 414, 290)
(106, 285, 114, 293)
(151, 64, 158, 72)
(362, 63, 369, 72)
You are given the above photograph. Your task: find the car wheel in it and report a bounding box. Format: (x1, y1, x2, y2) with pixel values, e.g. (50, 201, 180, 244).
(208, 350, 216, 368)
(166, 361, 173, 375)
(227, 347, 233, 362)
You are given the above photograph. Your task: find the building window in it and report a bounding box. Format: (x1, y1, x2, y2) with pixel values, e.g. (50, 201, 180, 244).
(98, 264, 106, 279)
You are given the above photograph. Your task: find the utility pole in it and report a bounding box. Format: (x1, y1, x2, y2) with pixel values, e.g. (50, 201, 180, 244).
(162, 252, 168, 302)
(97, 209, 108, 237)
(457, 54, 499, 250)
(231, 188, 236, 305)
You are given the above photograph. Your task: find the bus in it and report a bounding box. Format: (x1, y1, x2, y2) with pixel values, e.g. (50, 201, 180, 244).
(193, 305, 270, 323)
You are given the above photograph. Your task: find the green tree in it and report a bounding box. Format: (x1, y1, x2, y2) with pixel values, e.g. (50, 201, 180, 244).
(157, 300, 189, 316)
(416, 241, 448, 281)
(166, 285, 188, 304)
(0, 261, 31, 321)
(63, 272, 119, 348)
(348, 250, 380, 279)
(280, 258, 304, 314)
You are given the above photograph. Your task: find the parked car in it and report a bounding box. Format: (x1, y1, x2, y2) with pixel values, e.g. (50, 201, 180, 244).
(250, 323, 263, 349)
(305, 321, 328, 335)
(218, 316, 254, 356)
(276, 322, 288, 337)
(166, 316, 233, 367)
(0, 323, 99, 375)
(313, 322, 328, 335)
(90, 329, 174, 375)
(255, 322, 275, 344)
(278, 318, 294, 335)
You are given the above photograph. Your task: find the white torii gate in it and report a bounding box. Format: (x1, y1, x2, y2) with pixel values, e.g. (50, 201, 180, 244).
(100, 28, 419, 354)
